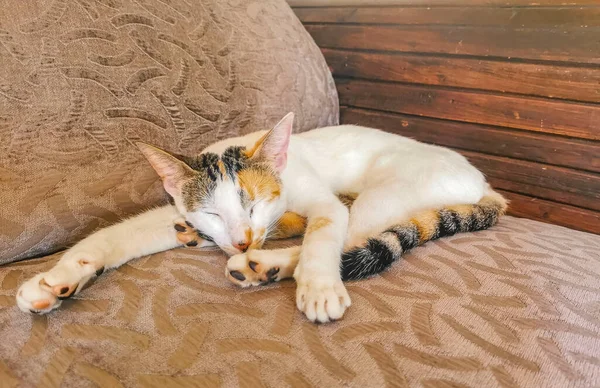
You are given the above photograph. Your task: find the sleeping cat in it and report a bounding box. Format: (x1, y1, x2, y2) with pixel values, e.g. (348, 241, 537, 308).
(16, 113, 506, 323)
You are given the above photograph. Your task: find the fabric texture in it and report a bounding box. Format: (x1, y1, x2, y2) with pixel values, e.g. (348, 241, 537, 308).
(0, 0, 339, 264)
(1, 216, 599, 387)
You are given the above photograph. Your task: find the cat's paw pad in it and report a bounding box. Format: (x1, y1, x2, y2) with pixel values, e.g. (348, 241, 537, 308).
(226, 252, 281, 287)
(174, 220, 202, 247)
(16, 257, 103, 314)
(296, 278, 351, 323)
(16, 273, 62, 314)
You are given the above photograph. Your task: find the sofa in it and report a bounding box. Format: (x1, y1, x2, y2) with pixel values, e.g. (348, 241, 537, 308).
(1, 1, 599, 387)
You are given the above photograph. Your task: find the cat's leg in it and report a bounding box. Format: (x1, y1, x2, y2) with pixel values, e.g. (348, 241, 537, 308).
(227, 194, 352, 323)
(16, 205, 213, 314)
(226, 246, 301, 286)
(292, 194, 352, 323)
(344, 182, 416, 250)
(344, 167, 484, 251)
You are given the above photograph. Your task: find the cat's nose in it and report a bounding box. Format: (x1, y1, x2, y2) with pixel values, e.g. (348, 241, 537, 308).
(233, 240, 250, 252)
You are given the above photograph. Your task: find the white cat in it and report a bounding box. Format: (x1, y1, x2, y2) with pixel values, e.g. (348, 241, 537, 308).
(16, 113, 506, 323)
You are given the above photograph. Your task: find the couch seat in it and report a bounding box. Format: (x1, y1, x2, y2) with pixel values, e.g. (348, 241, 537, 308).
(1, 216, 599, 387)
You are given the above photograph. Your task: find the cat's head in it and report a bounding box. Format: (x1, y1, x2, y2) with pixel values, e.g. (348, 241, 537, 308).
(137, 113, 294, 256)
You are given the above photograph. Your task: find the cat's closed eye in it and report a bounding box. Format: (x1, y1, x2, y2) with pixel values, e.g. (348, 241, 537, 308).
(249, 200, 264, 217)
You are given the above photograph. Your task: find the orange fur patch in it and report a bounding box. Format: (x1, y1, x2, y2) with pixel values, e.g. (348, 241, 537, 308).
(306, 216, 332, 235)
(446, 204, 474, 217)
(270, 212, 307, 239)
(260, 193, 354, 240)
(411, 210, 439, 243)
(237, 168, 281, 201)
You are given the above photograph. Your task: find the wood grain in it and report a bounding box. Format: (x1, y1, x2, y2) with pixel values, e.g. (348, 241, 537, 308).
(337, 79, 600, 140)
(499, 190, 600, 234)
(296, 7, 600, 28)
(291, 0, 600, 6)
(340, 108, 600, 174)
(460, 151, 600, 212)
(487, 177, 600, 213)
(325, 49, 600, 103)
(295, 3, 600, 233)
(305, 25, 600, 64)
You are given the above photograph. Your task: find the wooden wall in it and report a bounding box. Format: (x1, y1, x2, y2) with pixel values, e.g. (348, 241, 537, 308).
(291, 2, 600, 234)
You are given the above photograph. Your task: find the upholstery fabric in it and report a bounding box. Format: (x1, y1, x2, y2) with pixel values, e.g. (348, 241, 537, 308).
(1, 216, 599, 387)
(0, 0, 339, 264)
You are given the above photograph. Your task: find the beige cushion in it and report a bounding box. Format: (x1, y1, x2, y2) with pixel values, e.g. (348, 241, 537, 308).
(1, 216, 599, 387)
(0, 0, 338, 264)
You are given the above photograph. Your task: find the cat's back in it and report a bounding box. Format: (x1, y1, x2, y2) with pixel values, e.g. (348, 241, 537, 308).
(295, 124, 420, 151)
(292, 124, 473, 174)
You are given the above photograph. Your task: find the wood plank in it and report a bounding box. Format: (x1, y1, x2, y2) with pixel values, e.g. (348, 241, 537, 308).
(339, 107, 600, 173)
(296, 6, 600, 27)
(291, 1, 600, 6)
(305, 25, 600, 64)
(459, 151, 600, 212)
(487, 177, 599, 212)
(337, 79, 600, 140)
(325, 49, 600, 103)
(498, 190, 600, 234)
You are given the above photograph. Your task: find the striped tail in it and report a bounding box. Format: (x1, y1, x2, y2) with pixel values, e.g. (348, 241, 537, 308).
(340, 189, 508, 281)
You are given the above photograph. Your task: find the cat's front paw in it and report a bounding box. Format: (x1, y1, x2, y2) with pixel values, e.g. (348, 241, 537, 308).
(174, 219, 203, 247)
(226, 251, 284, 287)
(295, 275, 351, 323)
(16, 273, 62, 314)
(16, 254, 104, 314)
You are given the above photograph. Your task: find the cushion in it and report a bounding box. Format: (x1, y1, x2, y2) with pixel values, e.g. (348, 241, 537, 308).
(0, 0, 338, 264)
(1, 216, 599, 387)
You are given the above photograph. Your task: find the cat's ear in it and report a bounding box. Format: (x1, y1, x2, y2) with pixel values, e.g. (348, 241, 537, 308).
(136, 143, 195, 197)
(246, 112, 294, 173)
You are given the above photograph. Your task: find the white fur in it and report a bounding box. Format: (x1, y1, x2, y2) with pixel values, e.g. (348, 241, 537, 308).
(17, 116, 487, 323)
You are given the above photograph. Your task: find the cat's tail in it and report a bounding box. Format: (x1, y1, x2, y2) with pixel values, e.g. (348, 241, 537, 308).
(340, 188, 508, 281)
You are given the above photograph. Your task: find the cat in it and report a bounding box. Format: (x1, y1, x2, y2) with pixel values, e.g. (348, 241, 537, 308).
(17, 112, 506, 323)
